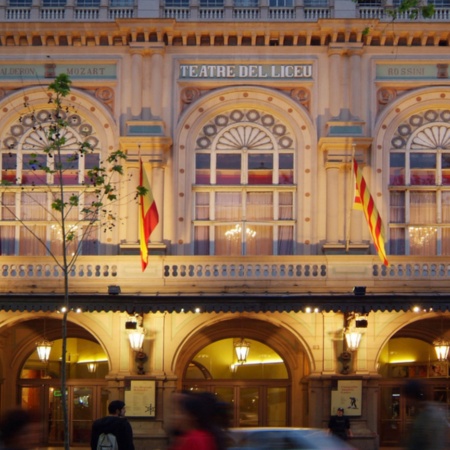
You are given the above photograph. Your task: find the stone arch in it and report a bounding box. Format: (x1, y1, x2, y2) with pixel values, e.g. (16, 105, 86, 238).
(0, 84, 118, 156)
(173, 85, 316, 253)
(374, 86, 450, 197)
(172, 315, 311, 384)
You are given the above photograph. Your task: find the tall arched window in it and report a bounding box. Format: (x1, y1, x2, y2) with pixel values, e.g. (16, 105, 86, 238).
(0, 108, 101, 256)
(389, 109, 450, 255)
(193, 108, 295, 256)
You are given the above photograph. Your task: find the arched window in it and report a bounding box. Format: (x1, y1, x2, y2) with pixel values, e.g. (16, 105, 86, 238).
(389, 109, 450, 255)
(193, 109, 295, 256)
(0, 109, 101, 256)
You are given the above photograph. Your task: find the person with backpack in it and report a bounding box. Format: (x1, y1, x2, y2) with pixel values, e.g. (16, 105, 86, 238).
(90, 400, 135, 450)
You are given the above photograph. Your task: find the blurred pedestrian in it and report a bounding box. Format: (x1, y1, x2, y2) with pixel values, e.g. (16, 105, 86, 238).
(403, 379, 449, 450)
(90, 400, 134, 450)
(0, 408, 41, 450)
(168, 392, 220, 450)
(328, 407, 352, 440)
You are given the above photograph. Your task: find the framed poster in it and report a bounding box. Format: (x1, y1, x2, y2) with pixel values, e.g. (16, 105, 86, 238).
(331, 380, 362, 416)
(124, 380, 156, 417)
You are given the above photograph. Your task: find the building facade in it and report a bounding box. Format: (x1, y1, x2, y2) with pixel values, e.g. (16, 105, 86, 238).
(0, 1, 449, 449)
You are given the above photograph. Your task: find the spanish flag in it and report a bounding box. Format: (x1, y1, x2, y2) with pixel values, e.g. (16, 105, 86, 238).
(353, 158, 389, 267)
(139, 159, 159, 271)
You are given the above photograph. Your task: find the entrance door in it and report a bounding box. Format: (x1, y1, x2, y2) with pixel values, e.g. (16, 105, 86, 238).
(20, 382, 108, 446)
(184, 381, 289, 427)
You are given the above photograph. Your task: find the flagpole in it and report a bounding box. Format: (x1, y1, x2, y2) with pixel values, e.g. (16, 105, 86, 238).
(345, 143, 356, 253)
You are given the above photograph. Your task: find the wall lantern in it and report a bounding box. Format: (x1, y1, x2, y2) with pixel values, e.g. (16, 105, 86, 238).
(433, 338, 450, 362)
(129, 329, 145, 352)
(234, 338, 250, 364)
(36, 339, 53, 363)
(345, 330, 362, 352)
(87, 362, 98, 373)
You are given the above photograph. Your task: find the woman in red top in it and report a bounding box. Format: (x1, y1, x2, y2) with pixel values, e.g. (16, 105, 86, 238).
(168, 392, 220, 450)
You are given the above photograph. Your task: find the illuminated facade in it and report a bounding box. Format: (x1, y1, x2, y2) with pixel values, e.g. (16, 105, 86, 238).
(0, 1, 449, 449)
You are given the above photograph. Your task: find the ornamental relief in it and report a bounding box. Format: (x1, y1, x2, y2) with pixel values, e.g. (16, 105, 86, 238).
(391, 109, 450, 149)
(196, 108, 292, 151)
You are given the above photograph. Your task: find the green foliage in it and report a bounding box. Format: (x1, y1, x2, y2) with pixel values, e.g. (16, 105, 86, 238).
(386, 0, 435, 20)
(0, 73, 139, 268)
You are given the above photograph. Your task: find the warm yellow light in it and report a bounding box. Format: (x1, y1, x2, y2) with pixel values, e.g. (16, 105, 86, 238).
(128, 329, 145, 351)
(434, 339, 450, 361)
(36, 339, 52, 363)
(234, 338, 250, 363)
(345, 331, 362, 351)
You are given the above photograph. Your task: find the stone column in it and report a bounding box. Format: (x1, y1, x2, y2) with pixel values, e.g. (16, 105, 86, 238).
(126, 160, 140, 244)
(328, 48, 345, 118)
(349, 48, 363, 119)
(151, 164, 164, 243)
(150, 50, 164, 118)
(131, 51, 143, 118)
(326, 163, 340, 243)
(142, 51, 152, 120)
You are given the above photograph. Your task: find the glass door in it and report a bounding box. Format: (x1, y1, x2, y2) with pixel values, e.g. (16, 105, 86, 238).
(21, 382, 106, 447)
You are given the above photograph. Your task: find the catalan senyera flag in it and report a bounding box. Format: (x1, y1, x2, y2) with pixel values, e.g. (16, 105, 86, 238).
(139, 159, 159, 271)
(353, 158, 389, 267)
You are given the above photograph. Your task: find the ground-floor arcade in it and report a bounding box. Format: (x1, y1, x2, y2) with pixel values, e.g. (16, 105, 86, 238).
(0, 305, 448, 450)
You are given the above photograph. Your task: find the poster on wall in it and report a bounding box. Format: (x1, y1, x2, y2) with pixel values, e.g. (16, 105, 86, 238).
(124, 380, 156, 417)
(331, 380, 362, 416)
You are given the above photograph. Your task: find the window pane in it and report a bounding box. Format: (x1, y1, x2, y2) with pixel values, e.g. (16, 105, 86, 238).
(390, 228, 405, 255)
(410, 192, 436, 224)
(409, 226, 437, 255)
(195, 192, 210, 220)
(21, 193, 47, 220)
(279, 192, 293, 219)
(215, 192, 242, 220)
(110, 0, 133, 6)
(216, 224, 242, 256)
(2, 153, 17, 184)
(234, 0, 258, 6)
(19, 225, 46, 256)
(216, 154, 241, 185)
(200, 0, 223, 6)
(442, 192, 450, 223)
(390, 153, 405, 186)
(248, 154, 273, 185)
(442, 228, 450, 255)
(43, 0, 66, 6)
(278, 226, 293, 255)
(0, 226, 15, 255)
(165, 0, 188, 6)
(390, 192, 405, 223)
(22, 154, 47, 186)
(77, 0, 100, 5)
(9, 0, 32, 6)
(1, 192, 16, 220)
(410, 153, 436, 185)
(194, 226, 209, 255)
(269, 0, 293, 6)
(442, 154, 450, 186)
(246, 225, 272, 255)
(196, 154, 210, 184)
(81, 225, 99, 255)
(54, 154, 80, 185)
(279, 154, 293, 184)
(247, 192, 273, 220)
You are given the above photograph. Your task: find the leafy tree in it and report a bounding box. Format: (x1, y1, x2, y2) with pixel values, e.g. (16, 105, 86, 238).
(0, 73, 142, 450)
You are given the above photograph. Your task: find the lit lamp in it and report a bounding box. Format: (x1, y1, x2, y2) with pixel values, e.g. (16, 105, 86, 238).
(433, 338, 450, 361)
(345, 330, 362, 352)
(36, 339, 52, 363)
(129, 329, 145, 352)
(87, 362, 98, 373)
(234, 338, 250, 364)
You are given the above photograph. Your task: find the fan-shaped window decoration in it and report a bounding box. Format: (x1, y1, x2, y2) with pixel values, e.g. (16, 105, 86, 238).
(0, 107, 102, 256)
(193, 108, 295, 256)
(389, 111, 450, 256)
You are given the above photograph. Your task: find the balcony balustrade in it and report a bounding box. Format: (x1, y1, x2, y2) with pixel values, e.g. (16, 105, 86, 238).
(1, 255, 450, 297)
